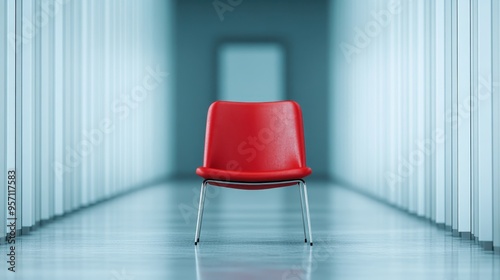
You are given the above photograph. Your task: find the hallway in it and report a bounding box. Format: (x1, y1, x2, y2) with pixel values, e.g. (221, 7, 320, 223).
(2, 0, 500, 278)
(2, 180, 499, 280)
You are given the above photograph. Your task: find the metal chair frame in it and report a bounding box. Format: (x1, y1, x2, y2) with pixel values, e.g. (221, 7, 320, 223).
(194, 179, 313, 246)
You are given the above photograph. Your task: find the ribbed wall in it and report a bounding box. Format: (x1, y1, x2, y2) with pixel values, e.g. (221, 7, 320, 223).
(1, 0, 173, 241)
(330, 0, 500, 250)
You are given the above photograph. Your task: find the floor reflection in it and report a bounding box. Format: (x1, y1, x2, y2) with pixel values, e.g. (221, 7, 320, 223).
(195, 245, 312, 280)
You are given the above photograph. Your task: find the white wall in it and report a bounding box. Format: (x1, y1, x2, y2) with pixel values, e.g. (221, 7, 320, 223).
(1, 0, 174, 239)
(330, 0, 500, 250)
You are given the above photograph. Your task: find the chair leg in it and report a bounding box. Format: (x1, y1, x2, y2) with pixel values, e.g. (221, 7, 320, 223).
(298, 183, 308, 243)
(302, 181, 313, 246)
(198, 183, 208, 238)
(194, 182, 207, 245)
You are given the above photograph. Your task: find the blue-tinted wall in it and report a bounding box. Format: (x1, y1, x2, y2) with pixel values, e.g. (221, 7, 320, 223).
(0, 0, 174, 239)
(329, 0, 500, 250)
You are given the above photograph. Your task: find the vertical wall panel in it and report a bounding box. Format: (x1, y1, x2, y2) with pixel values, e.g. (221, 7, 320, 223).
(40, 0, 51, 221)
(409, 0, 417, 214)
(451, 0, 459, 235)
(330, 0, 498, 249)
(396, 1, 403, 207)
(493, 0, 500, 252)
(471, 0, 478, 239)
(429, 0, 437, 222)
(21, 0, 34, 232)
(62, 1, 72, 213)
(417, 0, 426, 217)
(11, 0, 23, 231)
(395, 0, 403, 208)
(476, 0, 493, 248)
(435, 0, 446, 225)
(385, 0, 394, 205)
(403, 2, 410, 211)
(72, 0, 81, 210)
(444, 0, 453, 229)
(48, 4, 55, 219)
(102, 0, 109, 200)
(424, 0, 431, 219)
(34, 0, 41, 227)
(457, 0, 472, 236)
(96, 0, 104, 200)
(15, 0, 22, 233)
(53, 0, 64, 217)
(19, 0, 30, 228)
(81, 0, 89, 207)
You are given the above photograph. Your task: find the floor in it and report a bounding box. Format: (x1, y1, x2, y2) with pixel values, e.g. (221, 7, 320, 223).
(1, 180, 499, 280)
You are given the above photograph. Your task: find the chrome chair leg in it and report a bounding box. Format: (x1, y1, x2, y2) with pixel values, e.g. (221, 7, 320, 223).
(302, 181, 313, 246)
(193, 179, 313, 245)
(298, 183, 308, 243)
(198, 182, 208, 239)
(194, 182, 207, 245)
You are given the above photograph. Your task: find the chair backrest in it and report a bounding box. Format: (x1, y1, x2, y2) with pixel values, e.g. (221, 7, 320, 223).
(202, 101, 307, 172)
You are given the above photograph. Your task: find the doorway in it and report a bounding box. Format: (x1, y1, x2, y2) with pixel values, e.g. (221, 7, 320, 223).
(217, 42, 285, 101)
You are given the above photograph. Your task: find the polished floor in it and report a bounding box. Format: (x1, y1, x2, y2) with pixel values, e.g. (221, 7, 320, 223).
(1, 180, 499, 279)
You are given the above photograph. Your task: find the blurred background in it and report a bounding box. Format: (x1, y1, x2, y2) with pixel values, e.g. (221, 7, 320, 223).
(1, 0, 500, 279)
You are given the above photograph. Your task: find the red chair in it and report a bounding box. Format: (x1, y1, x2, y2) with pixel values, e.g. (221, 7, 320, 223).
(194, 101, 313, 245)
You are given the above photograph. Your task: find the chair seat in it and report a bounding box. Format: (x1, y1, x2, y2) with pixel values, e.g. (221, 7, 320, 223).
(195, 167, 312, 189)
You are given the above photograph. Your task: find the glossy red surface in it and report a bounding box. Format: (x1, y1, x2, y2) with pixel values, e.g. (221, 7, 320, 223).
(196, 100, 312, 189)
